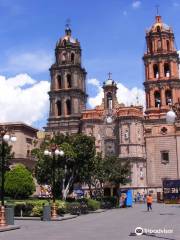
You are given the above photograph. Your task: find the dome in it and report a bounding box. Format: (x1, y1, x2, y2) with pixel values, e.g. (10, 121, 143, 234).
(166, 110, 176, 123)
(105, 79, 113, 86)
(147, 16, 172, 33)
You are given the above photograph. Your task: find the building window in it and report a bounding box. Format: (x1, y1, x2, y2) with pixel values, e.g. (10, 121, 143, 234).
(107, 92, 112, 109)
(165, 90, 172, 105)
(167, 40, 170, 51)
(164, 63, 170, 77)
(156, 26, 161, 32)
(153, 64, 159, 78)
(57, 75, 62, 89)
(71, 53, 75, 63)
(161, 151, 169, 164)
(67, 74, 72, 88)
(56, 100, 62, 116)
(154, 91, 161, 107)
(66, 99, 71, 115)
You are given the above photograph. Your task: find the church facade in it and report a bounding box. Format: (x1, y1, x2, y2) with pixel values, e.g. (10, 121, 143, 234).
(45, 15, 180, 194)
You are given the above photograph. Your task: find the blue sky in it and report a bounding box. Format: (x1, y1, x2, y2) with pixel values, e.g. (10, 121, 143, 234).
(0, 0, 180, 129)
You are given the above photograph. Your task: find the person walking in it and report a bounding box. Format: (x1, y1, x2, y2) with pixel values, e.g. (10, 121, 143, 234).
(146, 193, 153, 211)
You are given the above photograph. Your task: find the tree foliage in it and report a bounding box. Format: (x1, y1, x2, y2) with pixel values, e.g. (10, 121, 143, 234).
(32, 133, 96, 199)
(0, 142, 14, 170)
(5, 164, 35, 199)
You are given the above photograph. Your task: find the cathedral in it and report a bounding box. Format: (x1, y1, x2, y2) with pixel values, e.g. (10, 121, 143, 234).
(45, 15, 180, 194)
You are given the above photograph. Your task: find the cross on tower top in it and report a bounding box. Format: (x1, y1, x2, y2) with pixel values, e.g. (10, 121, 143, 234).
(65, 18, 71, 29)
(155, 4, 159, 16)
(108, 72, 112, 79)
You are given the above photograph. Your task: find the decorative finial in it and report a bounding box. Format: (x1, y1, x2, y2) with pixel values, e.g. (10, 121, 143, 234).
(108, 72, 112, 79)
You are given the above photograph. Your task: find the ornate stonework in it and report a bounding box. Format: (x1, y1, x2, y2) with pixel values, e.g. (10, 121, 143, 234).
(44, 15, 180, 194)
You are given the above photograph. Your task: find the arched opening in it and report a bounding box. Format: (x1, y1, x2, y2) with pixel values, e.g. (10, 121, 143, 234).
(165, 90, 172, 105)
(62, 53, 66, 64)
(107, 92, 113, 109)
(166, 40, 170, 51)
(67, 74, 72, 88)
(153, 64, 159, 78)
(154, 91, 161, 107)
(56, 100, 62, 116)
(164, 63, 170, 77)
(156, 26, 161, 32)
(57, 75, 62, 89)
(66, 99, 71, 115)
(71, 53, 75, 63)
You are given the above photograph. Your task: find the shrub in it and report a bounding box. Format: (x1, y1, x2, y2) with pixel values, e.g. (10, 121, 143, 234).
(5, 164, 35, 199)
(87, 199, 100, 211)
(56, 200, 68, 215)
(31, 206, 43, 217)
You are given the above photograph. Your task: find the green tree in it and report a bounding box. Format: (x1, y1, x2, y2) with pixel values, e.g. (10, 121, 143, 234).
(104, 156, 131, 193)
(0, 142, 14, 175)
(33, 133, 96, 199)
(4, 164, 35, 199)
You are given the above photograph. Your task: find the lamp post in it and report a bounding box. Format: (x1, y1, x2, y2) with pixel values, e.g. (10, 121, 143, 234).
(0, 127, 17, 227)
(44, 145, 64, 219)
(166, 101, 180, 178)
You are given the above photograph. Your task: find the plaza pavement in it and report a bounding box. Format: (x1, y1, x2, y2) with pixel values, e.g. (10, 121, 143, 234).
(0, 203, 179, 240)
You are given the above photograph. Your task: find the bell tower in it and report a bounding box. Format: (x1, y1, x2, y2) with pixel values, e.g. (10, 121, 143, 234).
(103, 73, 118, 111)
(143, 15, 180, 119)
(46, 24, 87, 133)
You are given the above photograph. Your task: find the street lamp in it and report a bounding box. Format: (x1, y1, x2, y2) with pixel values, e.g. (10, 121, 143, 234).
(0, 127, 17, 227)
(44, 145, 64, 219)
(166, 101, 180, 124)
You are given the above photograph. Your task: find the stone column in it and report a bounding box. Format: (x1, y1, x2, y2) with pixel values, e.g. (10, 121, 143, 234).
(161, 88, 166, 106)
(170, 61, 174, 77)
(159, 62, 164, 78)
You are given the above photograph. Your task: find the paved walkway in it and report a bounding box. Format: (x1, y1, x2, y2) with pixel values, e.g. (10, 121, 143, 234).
(0, 203, 179, 240)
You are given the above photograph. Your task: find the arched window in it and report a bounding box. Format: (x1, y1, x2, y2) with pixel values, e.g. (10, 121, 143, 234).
(107, 92, 113, 109)
(166, 40, 170, 51)
(156, 26, 161, 32)
(164, 63, 170, 77)
(165, 90, 172, 105)
(67, 74, 72, 88)
(71, 53, 75, 63)
(56, 100, 62, 116)
(57, 75, 62, 89)
(154, 91, 161, 107)
(153, 64, 159, 78)
(66, 99, 71, 115)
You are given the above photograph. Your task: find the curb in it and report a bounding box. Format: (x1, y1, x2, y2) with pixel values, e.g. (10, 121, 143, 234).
(15, 215, 78, 221)
(0, 225, 20, 232)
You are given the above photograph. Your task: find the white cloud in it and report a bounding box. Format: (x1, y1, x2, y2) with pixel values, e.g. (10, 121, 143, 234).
(0, 74, 50, 125)
(88, 78, 145, 109)
(1, 51, 53, 74)
(132, 1, 141, 9)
